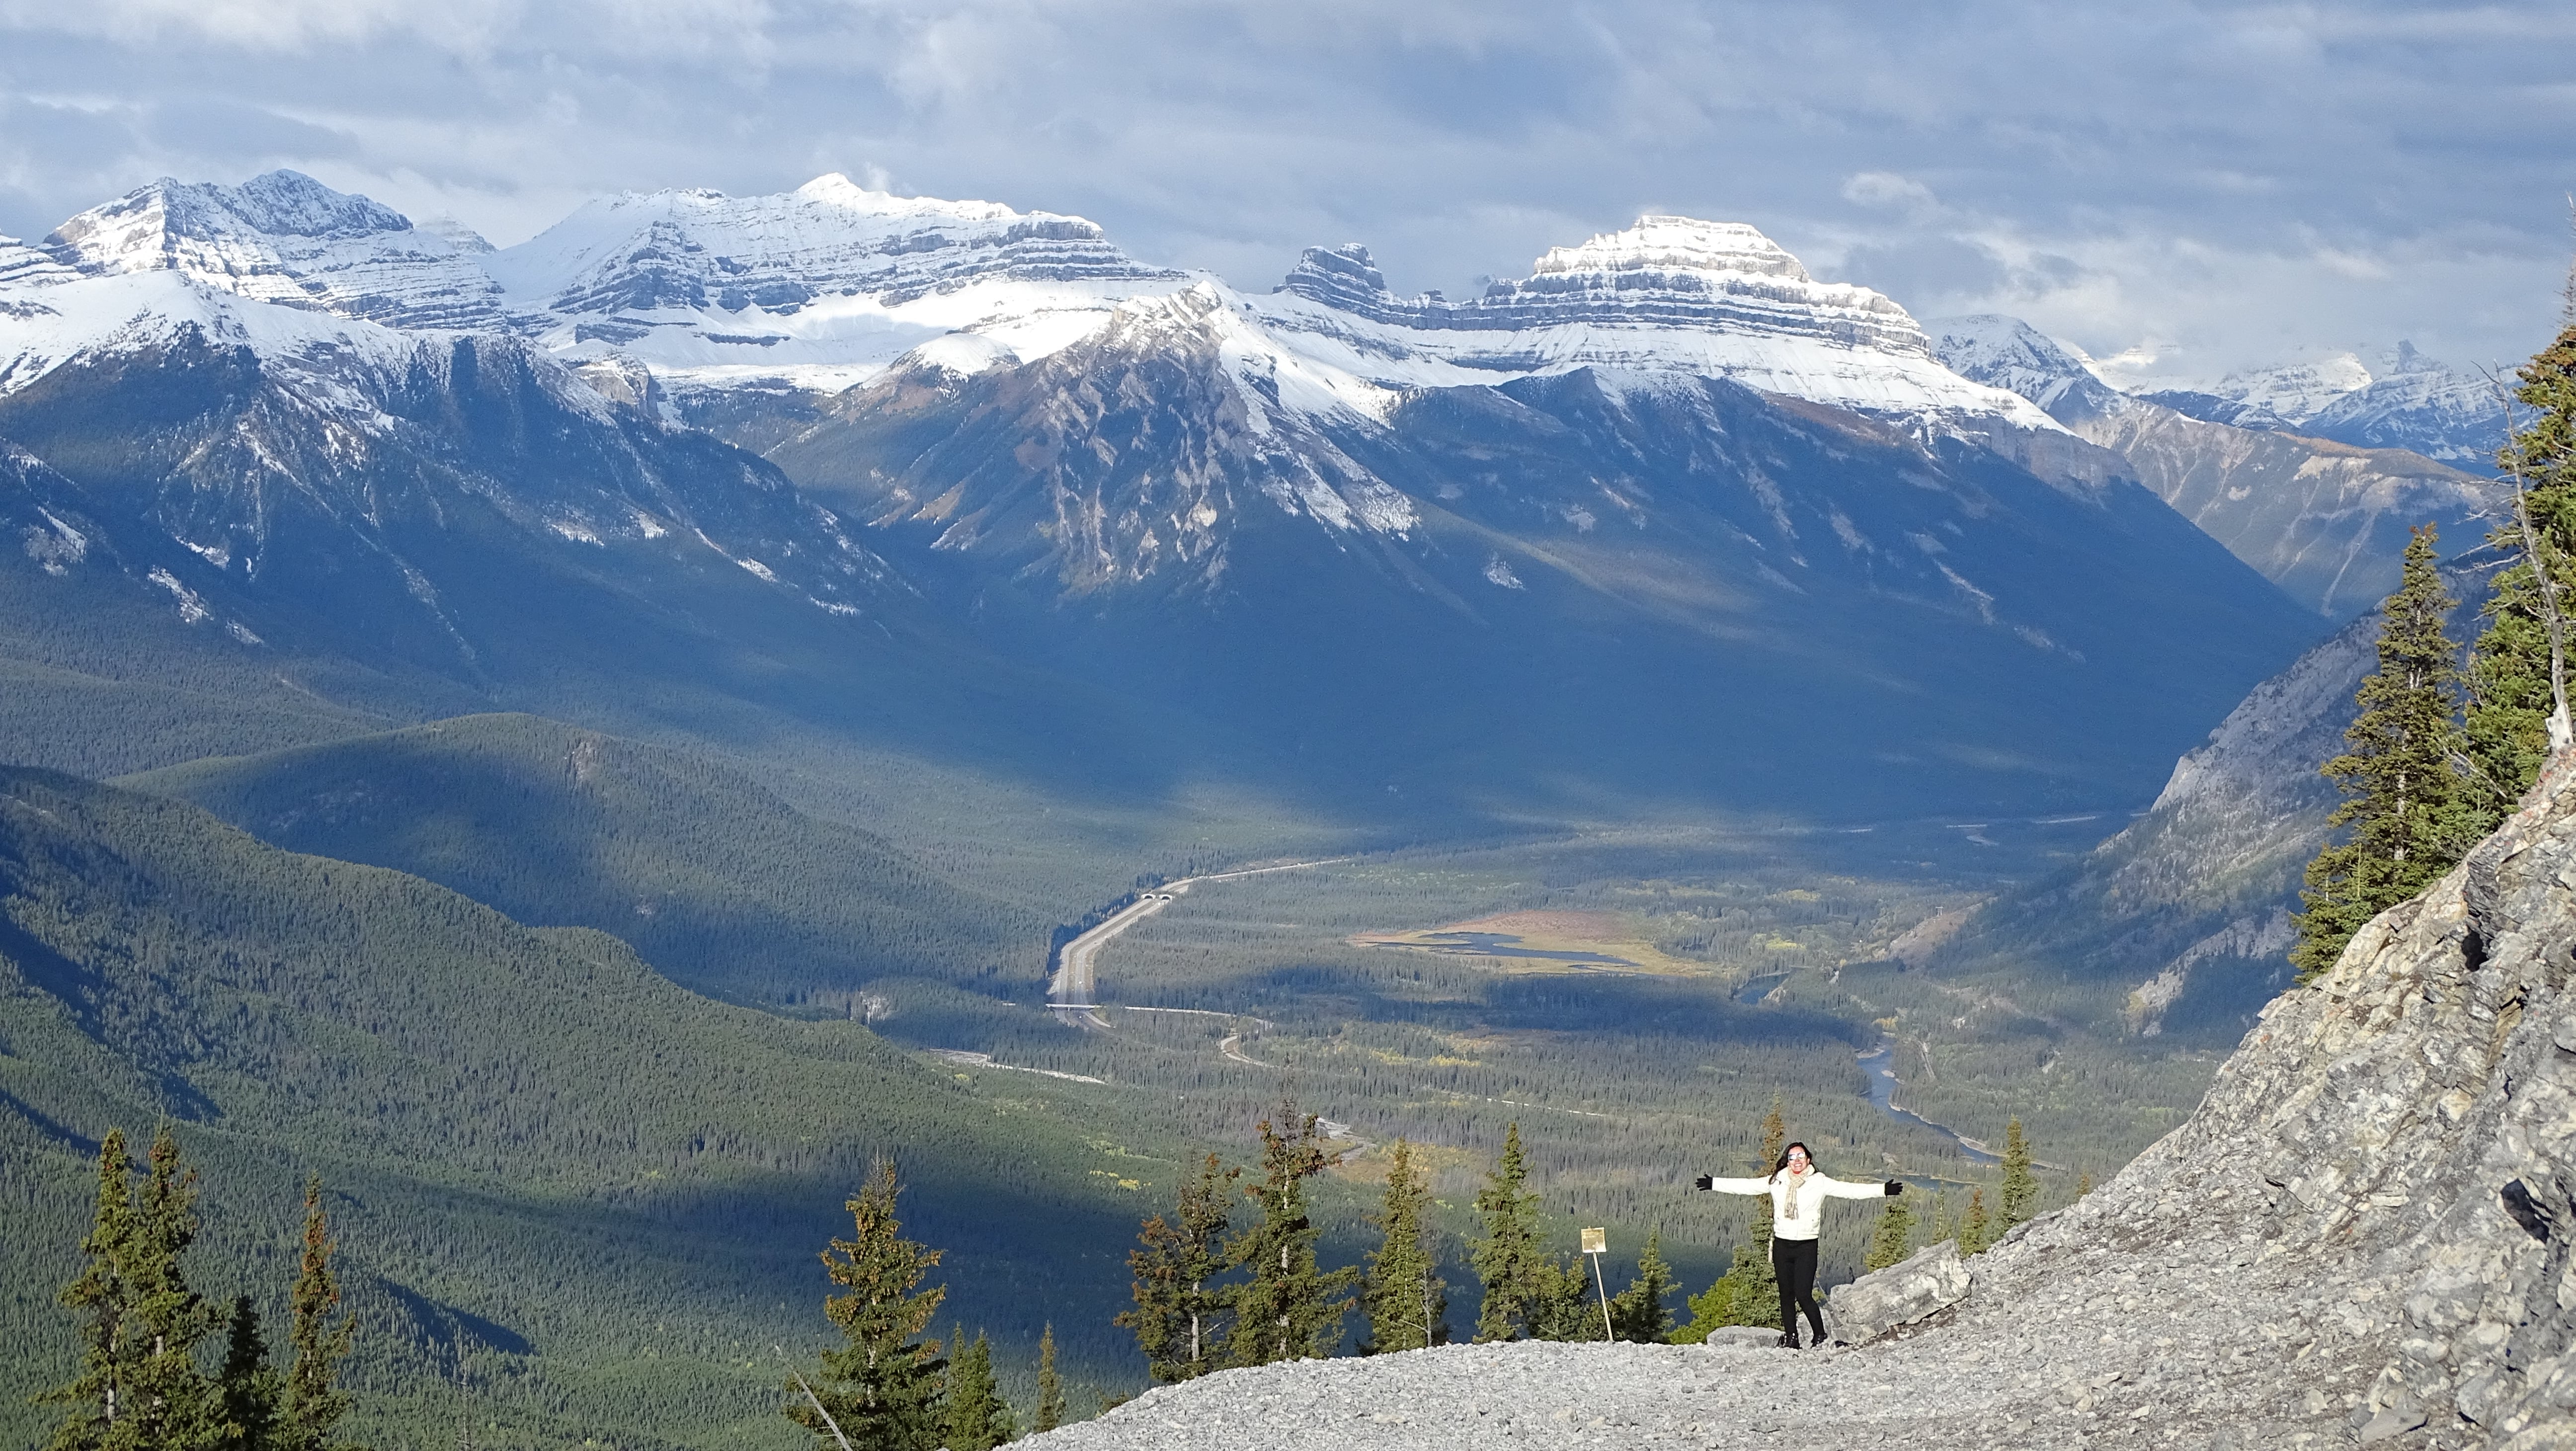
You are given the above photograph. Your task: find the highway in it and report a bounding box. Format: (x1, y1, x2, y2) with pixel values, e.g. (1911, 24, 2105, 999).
(1045, 858, 1344, 1030)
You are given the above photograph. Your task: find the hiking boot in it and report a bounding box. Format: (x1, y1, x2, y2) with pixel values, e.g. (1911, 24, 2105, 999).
(1776, 1330, 1800, 1349)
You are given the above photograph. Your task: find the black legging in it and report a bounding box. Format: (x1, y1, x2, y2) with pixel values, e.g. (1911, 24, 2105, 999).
(1772, 1236, 1824, 1340)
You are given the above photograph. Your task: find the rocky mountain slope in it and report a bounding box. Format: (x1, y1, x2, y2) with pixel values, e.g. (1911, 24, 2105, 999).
(1933, 316, 2497, 617)
(1022, 753, 2576, 1451)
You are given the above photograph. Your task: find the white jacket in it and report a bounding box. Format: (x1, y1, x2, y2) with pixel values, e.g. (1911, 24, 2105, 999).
(1704, 1170, 1885, 1241)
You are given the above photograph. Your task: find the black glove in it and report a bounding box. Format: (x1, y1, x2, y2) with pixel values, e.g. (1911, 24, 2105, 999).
(1884, 1180, 1905, 1196)
(1693, 1174, 1713, 1192)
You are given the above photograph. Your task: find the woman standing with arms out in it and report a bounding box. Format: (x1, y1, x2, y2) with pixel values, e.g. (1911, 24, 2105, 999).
(1695, 1141, 1903, 1348)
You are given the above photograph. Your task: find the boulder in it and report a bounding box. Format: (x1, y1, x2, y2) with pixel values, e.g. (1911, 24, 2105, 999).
(1822, 1240, 1970, 1345)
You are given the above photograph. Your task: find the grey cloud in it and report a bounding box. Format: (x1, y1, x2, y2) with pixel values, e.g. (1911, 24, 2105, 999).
(0, 0, 2570, 373)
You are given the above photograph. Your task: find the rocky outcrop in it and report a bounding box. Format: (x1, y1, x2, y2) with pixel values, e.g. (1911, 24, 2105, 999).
(1823, 1240, 1971, 1345)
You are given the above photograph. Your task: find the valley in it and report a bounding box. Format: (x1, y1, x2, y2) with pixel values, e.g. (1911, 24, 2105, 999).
(0, 160, 2486, 1450)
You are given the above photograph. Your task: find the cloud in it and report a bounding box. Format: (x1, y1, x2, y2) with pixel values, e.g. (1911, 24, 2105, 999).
(0, 0, 2569, 373)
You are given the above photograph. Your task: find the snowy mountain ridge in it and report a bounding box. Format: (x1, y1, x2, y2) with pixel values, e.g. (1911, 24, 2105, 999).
(2139, 341, 2498, 467)
(4, 169, 2061, 438)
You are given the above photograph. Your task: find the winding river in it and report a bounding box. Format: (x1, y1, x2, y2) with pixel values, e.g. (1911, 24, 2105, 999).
(1857, 1038, 1999, 1165)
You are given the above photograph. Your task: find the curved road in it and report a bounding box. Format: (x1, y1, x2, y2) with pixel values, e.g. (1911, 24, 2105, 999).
(1046, 858, 1344, 1029)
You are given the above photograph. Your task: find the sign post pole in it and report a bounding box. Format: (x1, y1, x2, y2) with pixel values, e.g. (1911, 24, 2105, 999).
(1582, 1227, 1613, 1341)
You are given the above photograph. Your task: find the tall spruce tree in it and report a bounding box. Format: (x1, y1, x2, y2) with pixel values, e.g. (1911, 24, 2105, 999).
(2467, 325, 2576, 822)
(276, 1178, 356, 1451)
(1117, 1153, 1238, 1382)
(1468, 1124, 1550, 1342)
(939, 1331, 1013, 1451)
(216, 1297, 281, 1451)
(1361, 1139, 1447, 1353)
(1997, 1120, 2038, 1237)
(789, 1159, 948, 1451)
(42, 1129, 142, 1451)
(1864, 1194, 1915, 1272)
(2292, 526, 2478, 982)
(124, 1127, 229, 1451)
(1960, 1188, 1991, 1257)
(1225, 1105, 1357, 1366)
(1032, 1325, 1063, 1435)
(1607, 1230, 1675, 1344)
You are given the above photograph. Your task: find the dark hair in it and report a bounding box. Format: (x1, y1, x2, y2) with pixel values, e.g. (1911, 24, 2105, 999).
(1770, 1141, 1818, 1180)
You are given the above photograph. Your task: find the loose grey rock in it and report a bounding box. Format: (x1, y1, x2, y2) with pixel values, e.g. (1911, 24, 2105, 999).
(1022, 755, 2576, 1450)
(1822, 1238, 1969, 1345)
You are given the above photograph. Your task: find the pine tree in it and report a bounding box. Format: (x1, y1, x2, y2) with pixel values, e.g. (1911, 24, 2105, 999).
(1864, 1194, 1915, 1272)
(939, 1332, 1013, 1451)
(1530, 1257, 1603, 1343)
(2292, 526, 2477, 981)
(1960, 1188, 1991, 1257)
(120, 1126, 229, 1451)
(1361, 1139, 1447, 1353)
(1606, 1229, 1675, 1343)
(1225, 1105, 1357, 1366)
(216, 1297, 281, 1451)
(2467, 326, 2576, 823)
(1032, 1325, 1063, 1435)
(41, 1129, 141, 1451)
(1468, 1124, 1550, 1342)
(1997, 1120, 2038, 1237)
(277, 1178, 356, 1451)
(1116, 1153, 1238, 1382)
(789, 1159, 948, 1451)
(2077, 1171, 2094, 1198)
(1928, 1189, 1954, 1247)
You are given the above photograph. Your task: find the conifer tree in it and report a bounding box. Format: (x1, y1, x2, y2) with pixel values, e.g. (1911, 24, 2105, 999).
(1530, 1258, 1603, 1343)
(1117, 1153, 1238, 1382)
(1607, 1230, 1675, 1343)
(1864, 1193, 1915, 1272)
(42, 1129, 142, 1451)
(121, 1126, 229, 1451)
(2467, 325, 2576, 822)
(277, 1178, 357, 1451)
(1468, 1124, 1550, 1342)
(939, 1331, 1013, 1451)
(216, 1297, 281, 1451)
(1997, 1120, 2038, 1237)
(1032, 1325, 1063, 1435)
(2077, 1171, 2093, 1198)
(1225, 1105, 1357, 1366)
(2292, 526, 2477, 981)
(789, 1159, 948, 1451)
(1960, 1188, 1991, 1257)
(1361, 1139, 1447, 1353)
(1927, 1189, 1953, 1248)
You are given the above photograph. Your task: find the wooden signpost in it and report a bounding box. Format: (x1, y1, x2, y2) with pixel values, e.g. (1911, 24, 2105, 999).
(1582, 1227, 1612, 1341)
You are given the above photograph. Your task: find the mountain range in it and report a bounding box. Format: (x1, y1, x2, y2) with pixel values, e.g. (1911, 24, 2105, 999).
(1, 168, 2381, 824)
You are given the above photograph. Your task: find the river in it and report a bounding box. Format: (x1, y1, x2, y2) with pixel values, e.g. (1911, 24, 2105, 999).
(1857, 1038, 1999, 1165)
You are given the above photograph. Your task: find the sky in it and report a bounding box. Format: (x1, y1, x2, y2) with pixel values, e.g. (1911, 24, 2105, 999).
(1, 0, 2570, 385)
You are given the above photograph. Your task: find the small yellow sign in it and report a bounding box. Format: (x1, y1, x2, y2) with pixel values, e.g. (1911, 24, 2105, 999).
(1581, 1227, 1607, 1255)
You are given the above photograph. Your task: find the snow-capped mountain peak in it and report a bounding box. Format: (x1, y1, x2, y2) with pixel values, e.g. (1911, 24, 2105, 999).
(1925, 315, 2127, 418)
(44, 169, 508, 330)
(1526, 215, 1808, 283)
(1258, 216, 2059, 433)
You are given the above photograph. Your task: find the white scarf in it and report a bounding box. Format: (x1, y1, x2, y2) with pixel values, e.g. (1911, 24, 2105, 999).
(1776, 1164, 1813, 1220)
